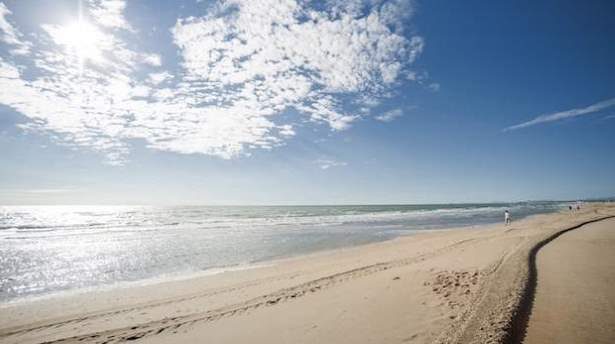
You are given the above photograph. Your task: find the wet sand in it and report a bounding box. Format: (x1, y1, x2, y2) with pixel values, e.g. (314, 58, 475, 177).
(523, 217, 615, 343)
(1, 204, 614, 344)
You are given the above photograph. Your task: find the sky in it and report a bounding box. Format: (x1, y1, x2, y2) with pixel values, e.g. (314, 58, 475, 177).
(0, 0, 614, 205)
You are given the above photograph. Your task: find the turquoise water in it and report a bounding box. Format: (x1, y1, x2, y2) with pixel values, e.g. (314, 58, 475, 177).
(0, 202, 565, 302)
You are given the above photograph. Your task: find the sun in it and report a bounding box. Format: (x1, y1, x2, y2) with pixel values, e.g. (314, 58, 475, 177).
(54, 19, 106, 67)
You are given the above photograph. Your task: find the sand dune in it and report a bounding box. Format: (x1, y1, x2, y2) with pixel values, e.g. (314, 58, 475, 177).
(1, 204, 614, 344)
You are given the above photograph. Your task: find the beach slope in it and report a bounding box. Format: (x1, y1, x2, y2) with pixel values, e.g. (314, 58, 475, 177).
(1, 204, 614, 344)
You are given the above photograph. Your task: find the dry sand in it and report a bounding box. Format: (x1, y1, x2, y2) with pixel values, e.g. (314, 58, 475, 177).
(522, 217, 615, 344)
(1, 203, 614, 344)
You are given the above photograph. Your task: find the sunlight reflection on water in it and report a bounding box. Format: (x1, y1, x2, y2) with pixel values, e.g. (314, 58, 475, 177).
(0, 203, 564, 302)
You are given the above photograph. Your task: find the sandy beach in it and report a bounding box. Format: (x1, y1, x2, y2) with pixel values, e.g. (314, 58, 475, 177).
(1, 204, 614, 344)
(2, 1, 613, 343)
(523, 216, 615, 343)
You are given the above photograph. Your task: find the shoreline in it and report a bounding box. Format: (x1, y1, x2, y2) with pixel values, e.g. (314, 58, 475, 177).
(0, 210, 556, 306)
(1, 204, 613, 343)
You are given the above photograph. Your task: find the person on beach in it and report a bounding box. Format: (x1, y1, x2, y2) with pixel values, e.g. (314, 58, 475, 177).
(504, 210, 511, 225)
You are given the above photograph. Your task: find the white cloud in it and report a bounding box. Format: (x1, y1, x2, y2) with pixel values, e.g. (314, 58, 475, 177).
(374, 107, 415, 122)
(504, 97, 615, 131)
(147, 71, 173, 85)
(278, 124, 295, 137)
(0, 0, 424, 165)
(0, 2, 30, 54)
(406, 70, 441, 92)
(142, 53, 161, 66)
(375, 108, 403, 122)
(315, 158, 347, 170)
(90, 0, 133, 31)
(22, 188, 78, 194)
(0, 57, 20, 78)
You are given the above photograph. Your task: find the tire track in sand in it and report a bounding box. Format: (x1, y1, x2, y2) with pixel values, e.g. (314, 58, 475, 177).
(2, 236, 484, 344)
(433, 214, 615, 344)
(503, 215, 615, 344)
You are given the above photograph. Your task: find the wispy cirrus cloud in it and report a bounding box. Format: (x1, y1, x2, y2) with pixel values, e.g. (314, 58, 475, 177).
(0, 187, 81, 194)
(504, 97, 615, 131)
(315, 158, 347, 170)
(0, 0, 424, 165)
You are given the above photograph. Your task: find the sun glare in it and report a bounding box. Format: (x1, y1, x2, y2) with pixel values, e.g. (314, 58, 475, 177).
(54, 19, 105, 68)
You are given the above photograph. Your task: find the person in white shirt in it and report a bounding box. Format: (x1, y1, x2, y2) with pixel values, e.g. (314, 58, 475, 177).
(504, 210, 511, 225)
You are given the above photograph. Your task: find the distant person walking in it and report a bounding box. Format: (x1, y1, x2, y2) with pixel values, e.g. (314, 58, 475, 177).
(504, 210, 511, 225)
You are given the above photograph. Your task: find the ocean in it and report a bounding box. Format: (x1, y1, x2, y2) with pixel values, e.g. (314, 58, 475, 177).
(0, 202, 565, 302)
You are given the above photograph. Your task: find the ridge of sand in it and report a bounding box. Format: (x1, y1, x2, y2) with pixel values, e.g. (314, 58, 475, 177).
(1, 204, 614, 344)
(520, 217, 615, 344)
(437, 213, 615, 344)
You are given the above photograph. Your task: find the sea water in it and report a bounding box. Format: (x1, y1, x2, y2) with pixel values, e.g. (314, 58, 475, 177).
(0, 202, 565, 302)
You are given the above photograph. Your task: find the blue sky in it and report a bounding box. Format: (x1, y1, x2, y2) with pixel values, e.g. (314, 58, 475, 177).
(1, 0, 614, 205)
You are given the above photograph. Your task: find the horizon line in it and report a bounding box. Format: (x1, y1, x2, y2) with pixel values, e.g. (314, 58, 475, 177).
(1, 199, 611, 207)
